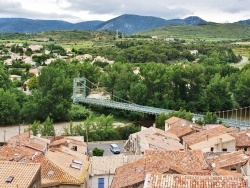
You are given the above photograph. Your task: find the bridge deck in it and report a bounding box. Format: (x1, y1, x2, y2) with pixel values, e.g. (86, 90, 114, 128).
(73, 95, 250, 128)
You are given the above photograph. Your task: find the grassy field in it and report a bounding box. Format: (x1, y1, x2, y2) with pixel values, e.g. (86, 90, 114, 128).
(138, 22, 250, 42)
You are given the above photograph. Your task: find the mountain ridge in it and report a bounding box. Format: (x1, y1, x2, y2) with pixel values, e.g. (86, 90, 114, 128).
(0, 14, 249, 34)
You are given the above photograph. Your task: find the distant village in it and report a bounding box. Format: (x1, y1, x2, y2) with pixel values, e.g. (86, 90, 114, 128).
(0, 115, 250, 188)
(0, 42, 115, 92)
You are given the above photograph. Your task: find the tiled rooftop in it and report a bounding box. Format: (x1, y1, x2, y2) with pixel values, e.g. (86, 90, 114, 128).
(7, 132, 51, 152)
(183, 126, 235, 146)
(111, 150, 210, 188)
(145, 136, 184, 151)
(168, 125, 194, 138)
(165, 117, 182, 125)
(214, 168, 243, 178)
(231, 130, 250, 147)
(143, 173, 246, 188)
(0, 145, 42, 162)
(50, 137, 87, 147)
(189, 133, 235, 150)
(0, 161, 40, 188)
(131, 127, 180, 141)
(33, 146, 89, 185)
(90, 155, 143, 175)
(207, 150, 249, 169)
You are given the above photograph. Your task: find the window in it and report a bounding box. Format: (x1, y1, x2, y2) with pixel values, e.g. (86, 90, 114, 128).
(231, 167, 237, 172)
(72, 146, 77, 151)
(244, 148, 247, 151)
(222, 148, 227, 152)
(98, 178, 105, 188)
(210, 147, 214, 152)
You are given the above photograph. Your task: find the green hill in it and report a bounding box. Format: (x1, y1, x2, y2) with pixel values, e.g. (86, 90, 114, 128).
(138, 22, 250, 41)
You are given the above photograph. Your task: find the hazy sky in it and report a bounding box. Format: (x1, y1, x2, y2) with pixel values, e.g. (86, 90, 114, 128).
(0, 0, 249, 23)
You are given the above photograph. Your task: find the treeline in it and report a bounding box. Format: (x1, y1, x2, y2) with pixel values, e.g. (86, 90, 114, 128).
(74, 40, 241, 64)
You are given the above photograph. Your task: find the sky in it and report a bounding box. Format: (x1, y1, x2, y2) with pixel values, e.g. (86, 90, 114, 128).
(0, 0, 249, 23)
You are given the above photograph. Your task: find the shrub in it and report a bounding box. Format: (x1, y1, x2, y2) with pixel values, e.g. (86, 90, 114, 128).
(92, 147, 104, 156)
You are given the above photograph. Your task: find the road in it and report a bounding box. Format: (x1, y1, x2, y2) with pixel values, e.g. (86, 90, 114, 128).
(232, 56, 249, 68)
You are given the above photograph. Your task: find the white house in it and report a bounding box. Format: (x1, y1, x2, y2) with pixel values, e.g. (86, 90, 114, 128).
(89, 155, 142, 188)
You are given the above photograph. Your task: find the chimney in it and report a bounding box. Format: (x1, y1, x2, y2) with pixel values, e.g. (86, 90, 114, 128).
(219, 138, 223, 152)
(206, 135, 209, 141)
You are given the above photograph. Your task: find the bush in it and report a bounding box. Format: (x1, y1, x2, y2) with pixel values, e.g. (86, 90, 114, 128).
(68, 104, 92, 120)
(92, 147, 104, 156)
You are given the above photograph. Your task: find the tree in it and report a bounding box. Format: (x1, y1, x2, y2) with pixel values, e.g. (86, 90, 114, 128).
(203, 112, 217, 124)
(234, 69, 250, 107)
(31, 120, 41, 136)
(68, 104, 92, 121)
(92, 147, 104, 156)
(25, 48, 33, 56)
(205, 74, 233, 111)
(0, 64, 11, 90)
(41, 117, 55, 136)
(155, 112, 168, 129)
(27, 76, 38, 90)
(32, 60, 73, 121)
(0, 89, 21, 125)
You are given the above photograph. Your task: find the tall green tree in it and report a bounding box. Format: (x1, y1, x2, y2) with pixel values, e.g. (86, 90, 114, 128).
(41, 117, 55, 136)
(0, 89, 20, 125)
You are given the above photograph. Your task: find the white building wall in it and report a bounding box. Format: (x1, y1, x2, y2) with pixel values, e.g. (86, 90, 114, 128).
(199, 140, 236, 153)
(89, 175, 113, 188)
(68, 143, 87, 154)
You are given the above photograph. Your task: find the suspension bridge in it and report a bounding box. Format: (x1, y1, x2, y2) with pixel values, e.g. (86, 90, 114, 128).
(72, 77, 250, 128)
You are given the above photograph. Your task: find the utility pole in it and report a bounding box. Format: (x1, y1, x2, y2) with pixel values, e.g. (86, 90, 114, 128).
(108, 169, 110, 188)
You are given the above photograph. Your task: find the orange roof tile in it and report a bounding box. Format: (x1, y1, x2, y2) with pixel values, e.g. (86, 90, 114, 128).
(207, 151, 249, 169)
(111, 150, 210, 188)
(165, 116, 182, 125)
(7, 132, 51, 152)
(144, 173, 246, 188)
(33, 146, 89, 186)
(183, 126, 235, 146)
(0, 145, 43, 162)
(0, 161, 40, 188)
(231, 131, 250, 147)
(214, 168, 243, 178)
(168, 125, 195, 138)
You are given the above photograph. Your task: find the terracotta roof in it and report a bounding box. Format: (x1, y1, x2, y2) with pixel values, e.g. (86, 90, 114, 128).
(90, 155, 143, 175)
(132, 127, 180, 141)
(0, 145, 43, 162)
(111, 150, 210, 188)
(34, 154, 81, 185)
(43, 146, 89, 185)
(7, 132, 51, 152)
(207, 150, 249, 169)
(144, 136, 184, 151)
(50, 137, 87, 147)
(189, 133, 235, 150)
(0, 161, 40, 188)
(165, 116, 182, 125)
(144, 173, 246, 188)
(214, 168, 243, 178)
(183, 126, 235, 146)
(231, 131, 250, 147)
(49, 138, 68, 147)
(168, 125, 194, 138)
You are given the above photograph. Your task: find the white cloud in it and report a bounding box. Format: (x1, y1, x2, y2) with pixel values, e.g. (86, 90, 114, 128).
(0, 0, 249, 23)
